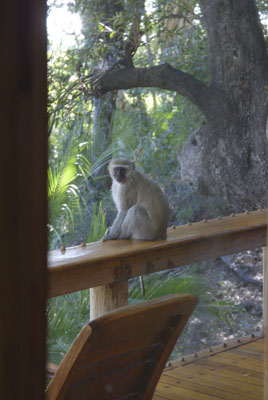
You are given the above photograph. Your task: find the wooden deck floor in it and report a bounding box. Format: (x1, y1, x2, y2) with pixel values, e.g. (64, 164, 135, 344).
(153, 335, 266, 400)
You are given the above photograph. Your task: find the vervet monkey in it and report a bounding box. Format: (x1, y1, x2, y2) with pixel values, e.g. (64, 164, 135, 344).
(102, 159, 170, 241)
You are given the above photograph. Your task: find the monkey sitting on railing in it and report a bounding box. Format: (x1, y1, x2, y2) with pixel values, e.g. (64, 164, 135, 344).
(102, 159, 170, 241)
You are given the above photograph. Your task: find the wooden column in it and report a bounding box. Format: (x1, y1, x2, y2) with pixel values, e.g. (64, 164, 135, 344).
(264, 247, 268, 399)
(264, 247, 267, 330)
(90, 282, 128, 320)
(0, 1, 47, 399)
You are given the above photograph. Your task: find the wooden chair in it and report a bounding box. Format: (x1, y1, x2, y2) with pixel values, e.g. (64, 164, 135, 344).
(46, 293, 198, 400)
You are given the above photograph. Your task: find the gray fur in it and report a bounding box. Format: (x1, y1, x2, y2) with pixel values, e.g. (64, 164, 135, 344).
(102, 160, 170, 241)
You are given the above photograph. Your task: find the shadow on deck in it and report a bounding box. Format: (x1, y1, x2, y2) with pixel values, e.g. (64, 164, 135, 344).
(154, 334, 266, 400)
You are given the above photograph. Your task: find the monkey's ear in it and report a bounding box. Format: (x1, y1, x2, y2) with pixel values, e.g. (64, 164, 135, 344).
(132, 162, 135, 170)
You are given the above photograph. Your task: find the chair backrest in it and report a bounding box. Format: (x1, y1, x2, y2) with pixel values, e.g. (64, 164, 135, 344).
(46, 293, 198, 400)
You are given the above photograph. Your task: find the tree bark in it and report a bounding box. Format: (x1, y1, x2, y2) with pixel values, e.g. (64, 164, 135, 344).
(180, 0, 268, 210)
(92, 92, 117, 174)
(90, 6, 120, 177)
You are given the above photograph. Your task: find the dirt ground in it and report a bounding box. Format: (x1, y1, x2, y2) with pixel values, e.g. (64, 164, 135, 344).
(172, 248, 264, 359)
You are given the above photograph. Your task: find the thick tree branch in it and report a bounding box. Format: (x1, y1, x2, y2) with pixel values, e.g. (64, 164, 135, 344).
(95, 63, 228, 121)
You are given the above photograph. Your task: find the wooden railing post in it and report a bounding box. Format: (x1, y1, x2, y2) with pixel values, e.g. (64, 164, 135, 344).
(90, 281, 128, 320)
(264, 246, 268, 400)
(264, 247, 267, 330)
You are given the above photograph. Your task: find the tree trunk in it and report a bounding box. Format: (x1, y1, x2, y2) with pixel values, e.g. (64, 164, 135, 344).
(92, 92, 117, 176)
(179, 0, 268, 211)
(90, 0, 122, 178)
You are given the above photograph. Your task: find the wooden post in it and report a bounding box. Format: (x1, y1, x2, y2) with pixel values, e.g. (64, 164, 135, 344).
(262, 247, 267, 336)
(264, 246, 268, 400)
(0, 1, 47, 399)
(90, 282, 128, 320)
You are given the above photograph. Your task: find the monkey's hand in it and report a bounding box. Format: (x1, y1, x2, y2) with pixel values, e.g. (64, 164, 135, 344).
(102, 210, 127, 242)
(102, 227, 120, 242)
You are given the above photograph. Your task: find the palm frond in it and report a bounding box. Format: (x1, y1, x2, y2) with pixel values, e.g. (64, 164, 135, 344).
(47, 290, 91, 364)
(86, 202, 106, 243)
(129, 272, 241, 329)
(48, 149, 82, 249)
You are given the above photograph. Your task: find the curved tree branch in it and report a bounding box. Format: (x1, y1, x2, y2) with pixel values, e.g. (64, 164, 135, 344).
(94, 63, 228, 122)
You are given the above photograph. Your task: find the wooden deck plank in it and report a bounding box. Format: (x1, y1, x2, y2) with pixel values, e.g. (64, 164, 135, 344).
(158, 374, 257, 400)
(218, 349, 264, 362)
(153, 338, 265, 400)
(163, 371, 260, 399)
(155, 381, 225, 400)
(195, 358, 264, 377)
(230, 348, 264, 359)
(245, 341, 265, 350)
(167, 362, 263, 388)
(198, 350, 263, 372)
(48, 210, 267, 297)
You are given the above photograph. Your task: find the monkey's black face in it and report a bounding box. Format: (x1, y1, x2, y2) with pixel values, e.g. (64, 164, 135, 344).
(113, 167, 127, 183)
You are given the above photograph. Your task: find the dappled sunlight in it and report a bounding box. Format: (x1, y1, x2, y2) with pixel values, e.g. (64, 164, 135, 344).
(47, 0, 83, 50)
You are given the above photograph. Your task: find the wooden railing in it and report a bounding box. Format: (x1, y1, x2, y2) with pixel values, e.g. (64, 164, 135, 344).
(48, 209, 267, 319)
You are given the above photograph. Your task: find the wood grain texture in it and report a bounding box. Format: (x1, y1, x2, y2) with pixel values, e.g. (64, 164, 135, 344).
(46, 294, 198, 400)
(154, 338, 265, 400)
(264, 247, 268, 400)
(48, 210, 267, 297)
(90, 281, 128, 320)
(0, 1, 47, 399)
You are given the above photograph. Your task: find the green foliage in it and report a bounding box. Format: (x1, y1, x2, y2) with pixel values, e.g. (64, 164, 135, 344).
(106, 89, 203, 189)
(48, 148, 81, 249)
(47, 127, 108, 249)
(47, 0, 209, 214)
(86, 203, 107, 242)
(129, 271, 239, 328)
(47, 290, 91, 364)
(258, 0, 268, 17)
